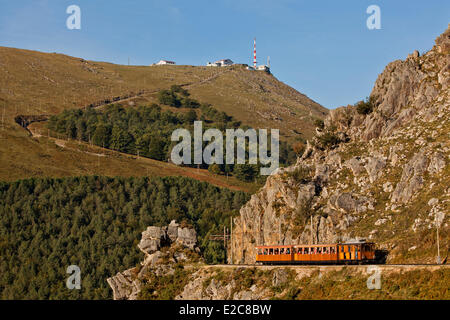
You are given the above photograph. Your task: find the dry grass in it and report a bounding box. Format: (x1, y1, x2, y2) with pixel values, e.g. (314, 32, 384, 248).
(0, 46, 327, 186)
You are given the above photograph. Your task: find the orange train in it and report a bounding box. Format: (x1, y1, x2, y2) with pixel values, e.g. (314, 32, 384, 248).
(255, 241, 376, 265)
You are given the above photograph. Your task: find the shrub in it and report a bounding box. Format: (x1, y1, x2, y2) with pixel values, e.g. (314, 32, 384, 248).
(317, 131, 340, 149)
(286, 166, 312, 184)
(181, 97, 200, 108)
(170, 85, 190, 97)
(314, 119, 325, 130)
(356, 96, 376, 115)
(208, 164, 222, 175)
(292, 142, 306, 157)
(158, 89, 181, 107)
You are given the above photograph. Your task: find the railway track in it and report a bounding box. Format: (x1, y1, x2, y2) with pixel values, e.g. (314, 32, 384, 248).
(208, 264, 449, 268)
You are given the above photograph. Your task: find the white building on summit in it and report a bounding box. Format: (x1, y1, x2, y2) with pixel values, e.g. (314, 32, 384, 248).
(153, 60, 176, 65)
(206, 59, 234, 67)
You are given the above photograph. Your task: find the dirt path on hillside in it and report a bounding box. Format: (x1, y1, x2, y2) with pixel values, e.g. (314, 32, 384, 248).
(27, 123, 250, 192)
(16, 67, 248, 191)
(15, 67, 232, 128)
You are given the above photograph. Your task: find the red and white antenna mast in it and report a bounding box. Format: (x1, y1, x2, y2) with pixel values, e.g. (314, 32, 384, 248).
(253, 38, 257, 68)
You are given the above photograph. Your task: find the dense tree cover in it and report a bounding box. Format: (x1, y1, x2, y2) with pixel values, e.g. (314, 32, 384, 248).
(47, 87, 299, 182)
(0, 176, 249, 299)
(47, 103, 196, 161)
(157, 85, 197, 108)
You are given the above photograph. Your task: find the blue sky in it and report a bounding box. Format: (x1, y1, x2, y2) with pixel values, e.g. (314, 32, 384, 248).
(0, 0, 449, 109)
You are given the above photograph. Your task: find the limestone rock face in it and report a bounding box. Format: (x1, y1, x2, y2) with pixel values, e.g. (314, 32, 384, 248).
(345, 157, 366, 176)
(106, 268, 142, 300)
(428, 152, 446, 174)
(177, 226, 197, 249)
(391, 151, 428, 204)
(365, 156, 386, 183)
(108, 27, 450, 300)
(138, 226, 168, 254)
(329, 192, 368, 214)
(230, 26, 450, 265)
(137, 220, 197, 255)
(107, 221, 199, 300)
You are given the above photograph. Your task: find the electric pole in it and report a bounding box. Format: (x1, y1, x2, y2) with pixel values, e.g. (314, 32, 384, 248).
(230, 219, 233, 265)
(279, 218, 281, 245)
(437, 222, 441, 265)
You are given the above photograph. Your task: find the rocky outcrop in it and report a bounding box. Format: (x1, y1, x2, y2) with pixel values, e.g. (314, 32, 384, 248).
(107, 27, 449, 301)
(107, 221, 199, 300)
(138, 220, 197, 254)
(391, 151, 428, 204)
(231, 25, 450, 264)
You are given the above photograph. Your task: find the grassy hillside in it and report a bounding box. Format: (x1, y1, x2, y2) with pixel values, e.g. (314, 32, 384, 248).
(0, 46, 327, 184)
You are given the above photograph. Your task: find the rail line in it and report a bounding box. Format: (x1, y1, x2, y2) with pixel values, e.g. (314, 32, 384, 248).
(208, 264, 449, 268)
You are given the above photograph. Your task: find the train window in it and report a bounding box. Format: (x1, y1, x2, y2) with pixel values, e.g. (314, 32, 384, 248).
(280, 248, 284, 254)
(298, 248, 302, 254)
(311, 247, 315, 254)
(331, 247, 336, 254)
(274, 248, 279, 255)
(269, 248, 273, 255)
(317, 247, 322, 254)
(264, 249, 268, 255)
(286, 248, 290, 254)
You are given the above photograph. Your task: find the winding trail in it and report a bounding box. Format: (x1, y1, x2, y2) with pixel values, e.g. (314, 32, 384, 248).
(13, 67, 250, 191)
(15, 67, 233, 131)
(27, 122, 250, 192)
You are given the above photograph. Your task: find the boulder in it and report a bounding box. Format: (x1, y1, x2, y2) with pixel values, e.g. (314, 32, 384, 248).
(428, 152, 446, 174)
(167, 220, 179, 242)
(177, 226, 197, 249)
(138, 226, 168, 255)
(392, 151, 428, 204)
(272, 269, 289, 287)
(345, 157, 366, 176)
(365, 156, 386, 183)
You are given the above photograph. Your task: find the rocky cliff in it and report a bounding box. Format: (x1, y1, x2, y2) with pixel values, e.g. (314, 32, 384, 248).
(230, 25, 450, 264)
(108, 221, 449, 300)
(108, 26, 450, 300)
(107, 220, 199, 300)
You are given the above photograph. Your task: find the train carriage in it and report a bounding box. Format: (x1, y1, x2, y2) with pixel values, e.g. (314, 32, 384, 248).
(256, 240, 376, 265)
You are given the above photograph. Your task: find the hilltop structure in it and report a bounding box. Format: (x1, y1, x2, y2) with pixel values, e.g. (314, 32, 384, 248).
(206, 59, 234, 67)
(247, 38, 270, 73)
(152, 59, 176, 66)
